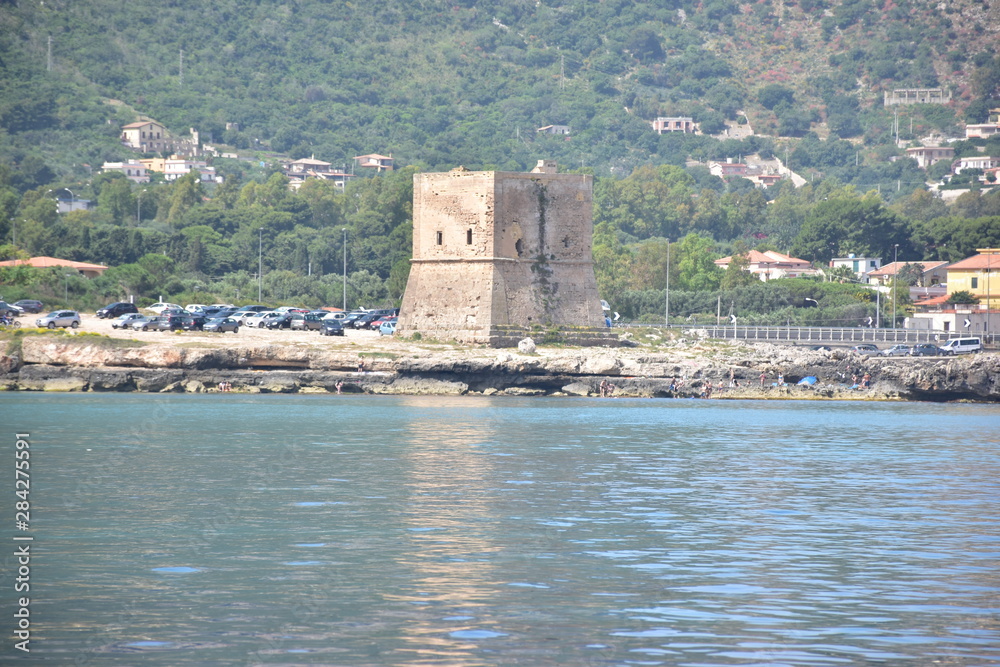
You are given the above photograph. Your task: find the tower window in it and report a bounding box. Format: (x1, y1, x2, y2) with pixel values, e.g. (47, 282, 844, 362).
(467, 229, 473, 245)
(436, 231, 443, 245)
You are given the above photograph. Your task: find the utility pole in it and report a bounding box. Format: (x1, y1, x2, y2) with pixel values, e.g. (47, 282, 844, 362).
(664, 238, 670, 328)
(342, 228, 347, 312)
(179, 49, 184, 86)
(892, 244, 899, 329)
(47, 36, 52, 72)
(258, 227, 263, 302)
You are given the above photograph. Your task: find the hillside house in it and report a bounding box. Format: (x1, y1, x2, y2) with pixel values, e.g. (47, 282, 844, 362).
(965, 124, 1000, 139)
(953, 156, 1000, 174)
(101, 160, 150, 183)
(867, 260, 949, 287)
(284, 157, 354, 190)
(965, 108, 1000, 139)
(353, 154, 394, 172)
(883, 88, 951, 106)
(537, 125, 571, 135)
(906, 146, 954, 169)
(121, 121, 169, 152)
(829, 255, 882, 280)
(714, 250, 817, 281)
(709, 160, 748, 178)
(652, 117, 696, 134)
(164, 158, 217, 182)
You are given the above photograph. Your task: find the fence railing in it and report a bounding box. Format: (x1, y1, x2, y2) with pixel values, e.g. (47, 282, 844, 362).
(617, 323, 995, 346)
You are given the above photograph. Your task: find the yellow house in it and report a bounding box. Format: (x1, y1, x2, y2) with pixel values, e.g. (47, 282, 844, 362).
(946, 248, 1000, 310)
(139, 157, 168, 173)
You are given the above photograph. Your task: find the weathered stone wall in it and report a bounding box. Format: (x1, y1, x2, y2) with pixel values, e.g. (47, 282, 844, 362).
(398, 166, 605, 344)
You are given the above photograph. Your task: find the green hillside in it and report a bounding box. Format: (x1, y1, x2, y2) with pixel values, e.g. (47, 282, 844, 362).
(1, 0, 1000, 324)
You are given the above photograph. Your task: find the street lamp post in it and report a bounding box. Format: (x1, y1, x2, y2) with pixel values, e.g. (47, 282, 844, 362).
(258, 228, 263, 302)
(342, 228, 347, 312)
(892, 244, 899, 329)
(64, 273, 71, 303)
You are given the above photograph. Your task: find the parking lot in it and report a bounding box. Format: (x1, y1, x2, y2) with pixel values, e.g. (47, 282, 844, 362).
(67, 311, 398, 352)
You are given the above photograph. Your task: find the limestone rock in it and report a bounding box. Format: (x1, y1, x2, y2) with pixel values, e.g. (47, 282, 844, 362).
(517, 337, 536, 354)
(562, 381, 593, 396)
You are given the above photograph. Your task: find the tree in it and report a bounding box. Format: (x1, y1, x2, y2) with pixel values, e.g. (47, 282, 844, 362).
(674, 233, 722, 291)
(758, 84, 795, 110)
(720, 251, 759, 290)
(792, 191, 911, 263)
(166, 172, 205, 226)
(948, 290, 979, 305)
(895, 262, 925, 287)
(98, 179, 135, 225)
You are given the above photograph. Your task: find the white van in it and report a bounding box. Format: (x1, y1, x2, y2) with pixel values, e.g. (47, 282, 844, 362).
(939, 337, 982, 355)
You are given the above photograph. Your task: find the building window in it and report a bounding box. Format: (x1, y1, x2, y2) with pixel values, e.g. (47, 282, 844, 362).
(436, 231, 443, 245)
(466, 229, 472, 245)
(971, 277, 978, 289)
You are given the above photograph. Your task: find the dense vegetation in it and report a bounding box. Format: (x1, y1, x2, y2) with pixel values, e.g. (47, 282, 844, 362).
(2, 0, 999, 327)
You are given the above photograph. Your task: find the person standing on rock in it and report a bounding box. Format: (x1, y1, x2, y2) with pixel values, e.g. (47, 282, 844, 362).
(759, 371, 767, 388)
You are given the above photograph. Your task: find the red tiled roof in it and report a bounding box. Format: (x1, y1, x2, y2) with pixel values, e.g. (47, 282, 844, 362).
(947, 252, 1000, 270)
(869, 260, 949, 277)
(0, 256, 107, 270)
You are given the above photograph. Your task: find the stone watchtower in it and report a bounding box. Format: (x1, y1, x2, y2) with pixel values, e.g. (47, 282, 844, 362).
(398, 161, 611, 346)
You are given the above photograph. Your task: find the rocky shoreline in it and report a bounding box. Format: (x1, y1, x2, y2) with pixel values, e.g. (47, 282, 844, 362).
(2, 334, 998, 402)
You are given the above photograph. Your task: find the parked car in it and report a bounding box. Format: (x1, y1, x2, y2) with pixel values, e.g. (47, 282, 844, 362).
(97, 301, 139, 319)
(939, 337, 983, 355)
(155, 315, 185, 332)
(245, 311, 280, 328)
(203, 317, 240, 333)
(850, 344, 879, 356)
(230, 310, 259, 325)
(111, 313, 145, 329)
(264, 313, 293, 329)
(36, 310, 81, 329)
(353, 311, 391, 329)
(880, 344, 911, 357)
(184, 304, 209, 313)
(370, 315, 396, 330)
(298, 313, 327, 331)
(910, 343, 943, 357)
(181, 314, 208, 331)
(147, 302, 182, 314)
(13, 299, 43, 314)
(379, 318, 397, 336)
(319, 320, 345, 336)
(131, 316, 164, 331)
(0, 301, 24, 317)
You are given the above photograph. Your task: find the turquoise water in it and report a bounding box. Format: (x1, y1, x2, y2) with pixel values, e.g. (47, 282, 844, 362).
(4, 394, 1000, 665)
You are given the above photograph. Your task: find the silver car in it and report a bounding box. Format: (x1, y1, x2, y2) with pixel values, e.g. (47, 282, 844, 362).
(131, 316, 164, 331)
(36, 310, 81, 329)
(880, 344, 911, 357)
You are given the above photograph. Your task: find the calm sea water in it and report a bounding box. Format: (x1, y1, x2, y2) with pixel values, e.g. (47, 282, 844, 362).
(3, 394, 1000, 666)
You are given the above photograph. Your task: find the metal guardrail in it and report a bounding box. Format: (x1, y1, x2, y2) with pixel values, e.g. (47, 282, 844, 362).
(616, 323, 996, 347)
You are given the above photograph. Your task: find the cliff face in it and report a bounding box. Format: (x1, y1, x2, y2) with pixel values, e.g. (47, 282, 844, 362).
(2, 337, 998, 402)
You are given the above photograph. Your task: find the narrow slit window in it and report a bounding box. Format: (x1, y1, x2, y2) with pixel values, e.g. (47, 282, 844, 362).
(436, 231, 443, 245)
(467, 229, 473, 245)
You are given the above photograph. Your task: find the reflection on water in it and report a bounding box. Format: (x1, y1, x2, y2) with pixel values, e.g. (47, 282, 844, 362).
(393, 399, 507, 664)
(7, 394, 1000, 665)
